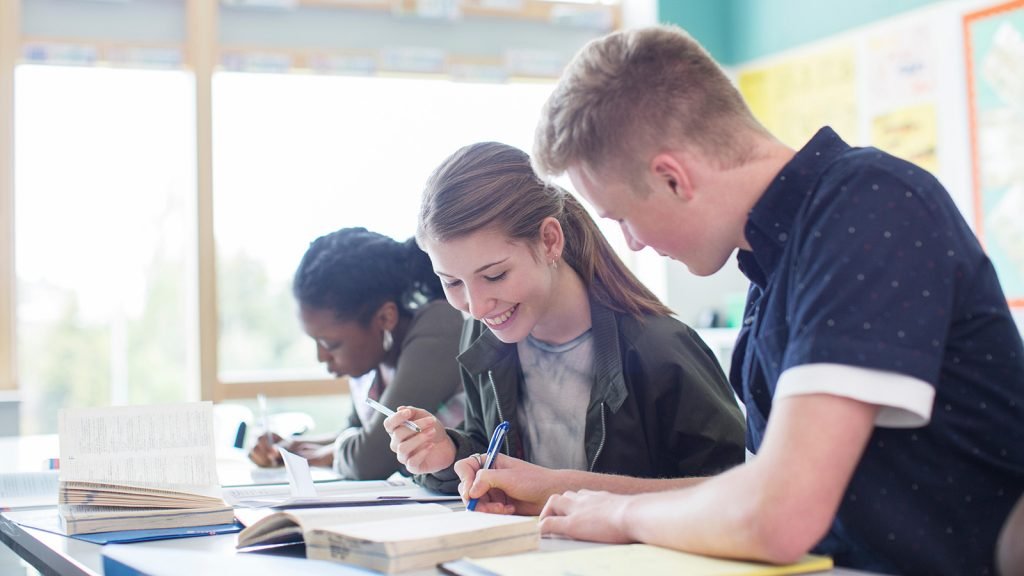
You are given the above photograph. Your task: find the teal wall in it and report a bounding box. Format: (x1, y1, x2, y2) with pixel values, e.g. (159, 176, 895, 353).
(657, 2, 735, 64)
(659, 0, 948, 66)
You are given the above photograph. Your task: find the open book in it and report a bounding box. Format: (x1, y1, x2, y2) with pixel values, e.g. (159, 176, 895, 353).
(0, 471, 59, 510)
(237, 503, 539, 573)
(57, 402, 234, 535)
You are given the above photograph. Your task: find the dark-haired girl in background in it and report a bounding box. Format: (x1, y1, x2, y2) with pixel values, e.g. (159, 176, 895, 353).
(249, 227, 465, 480)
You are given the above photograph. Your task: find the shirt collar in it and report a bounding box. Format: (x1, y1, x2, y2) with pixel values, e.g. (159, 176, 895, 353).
(738, 126, 850, 287)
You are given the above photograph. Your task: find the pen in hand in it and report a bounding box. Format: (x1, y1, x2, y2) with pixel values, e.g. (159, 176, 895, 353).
(467, 421, 510, 512)
(366, 397, 422, 433)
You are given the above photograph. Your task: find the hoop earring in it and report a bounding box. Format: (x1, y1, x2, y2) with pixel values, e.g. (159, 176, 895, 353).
(382, 329, 394, 352)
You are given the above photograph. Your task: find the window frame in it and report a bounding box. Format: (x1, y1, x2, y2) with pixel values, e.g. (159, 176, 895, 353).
(0, 0, 622, 407)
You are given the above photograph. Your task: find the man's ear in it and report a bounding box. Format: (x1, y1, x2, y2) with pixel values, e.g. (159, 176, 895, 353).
(538, 216, 565, 262)
(650, 152, 694, 201)
(374, 301, 399, 332)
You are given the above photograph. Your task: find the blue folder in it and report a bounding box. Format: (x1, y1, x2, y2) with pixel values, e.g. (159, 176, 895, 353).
(3, 507, 242, 544)
(71, 521, 243, 544)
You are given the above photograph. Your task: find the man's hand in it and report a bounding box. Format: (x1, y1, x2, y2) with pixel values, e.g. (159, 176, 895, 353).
(539, 489, 635, 542)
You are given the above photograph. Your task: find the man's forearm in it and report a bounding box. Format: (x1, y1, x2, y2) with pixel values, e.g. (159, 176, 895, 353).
(559, 470, 706, 494)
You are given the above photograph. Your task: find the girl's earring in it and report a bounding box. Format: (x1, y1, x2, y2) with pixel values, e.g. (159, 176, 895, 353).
(382, 329, 394, 352)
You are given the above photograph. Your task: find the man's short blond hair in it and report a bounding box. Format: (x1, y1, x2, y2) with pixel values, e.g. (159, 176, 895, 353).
(533, 25, 769, 182)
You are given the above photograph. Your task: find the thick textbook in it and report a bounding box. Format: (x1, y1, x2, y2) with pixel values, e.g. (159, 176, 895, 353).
(236, 502, 456, 548)
(440, 543, 833, 576)
(237, 504, 539, 573)
(57, 402, 234, 535)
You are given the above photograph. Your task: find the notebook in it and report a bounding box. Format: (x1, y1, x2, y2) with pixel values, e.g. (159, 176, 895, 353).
(440, 543, 833, 576)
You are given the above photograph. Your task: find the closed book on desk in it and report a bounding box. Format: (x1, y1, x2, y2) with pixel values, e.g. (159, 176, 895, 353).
(441, 543, 833, 576)
(58, 501, 235, 536)
(57, 402, 234, 535)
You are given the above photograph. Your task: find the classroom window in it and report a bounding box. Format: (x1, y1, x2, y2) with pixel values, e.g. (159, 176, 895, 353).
(212, 72, 558, 385)
(14, 65, 196, 434)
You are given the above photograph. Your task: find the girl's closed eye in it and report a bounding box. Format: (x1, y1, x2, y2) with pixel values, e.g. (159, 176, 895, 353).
(443, 279, 463, 288)
(484, 271, 507, 282)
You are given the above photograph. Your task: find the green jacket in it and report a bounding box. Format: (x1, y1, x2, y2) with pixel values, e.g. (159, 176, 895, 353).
(417, 298, 746, 493)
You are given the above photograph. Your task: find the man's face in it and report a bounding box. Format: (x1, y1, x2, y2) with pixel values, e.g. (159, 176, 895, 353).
(567, 162, 731, 277)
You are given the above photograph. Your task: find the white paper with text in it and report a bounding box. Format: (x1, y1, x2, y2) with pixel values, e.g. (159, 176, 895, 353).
(58, 402, 221, 496)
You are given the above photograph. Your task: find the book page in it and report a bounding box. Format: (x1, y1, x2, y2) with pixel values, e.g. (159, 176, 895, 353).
(277, 447, 317, 497)
(332, 510, 537, 544)
(237, 503, 454, 548)
(223, 478, 401, 502)
(58, 403, 220, 494)
(223, 477, 459, 508)
(0, 471, 59, 509)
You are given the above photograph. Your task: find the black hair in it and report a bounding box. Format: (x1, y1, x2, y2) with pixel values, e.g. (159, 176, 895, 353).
(292, 227, 444, 324)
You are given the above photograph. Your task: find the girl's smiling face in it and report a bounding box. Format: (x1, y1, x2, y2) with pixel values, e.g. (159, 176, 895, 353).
(423, 225, 559, 345)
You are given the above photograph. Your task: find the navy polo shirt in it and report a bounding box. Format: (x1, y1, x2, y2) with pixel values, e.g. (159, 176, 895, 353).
(731, 127, 1024, 575)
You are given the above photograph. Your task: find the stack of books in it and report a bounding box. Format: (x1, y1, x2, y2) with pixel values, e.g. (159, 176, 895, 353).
(57, 402, 234, 535)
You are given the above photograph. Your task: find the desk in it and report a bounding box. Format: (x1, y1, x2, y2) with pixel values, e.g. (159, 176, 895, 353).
(2, 515, 879, 576)
(1, 436, 874, 576)
(1, 514, 613, 576)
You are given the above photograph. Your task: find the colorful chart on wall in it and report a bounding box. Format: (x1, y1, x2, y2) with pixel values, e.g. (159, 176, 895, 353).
(964, 0, 1024, 306)
(737, 44, 857, 150)
(741, 44, 860, 150)
(864, 22, 940, 175)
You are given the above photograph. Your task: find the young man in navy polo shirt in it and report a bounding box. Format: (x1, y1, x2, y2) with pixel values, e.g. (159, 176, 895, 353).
(518, 25, 1024, 575)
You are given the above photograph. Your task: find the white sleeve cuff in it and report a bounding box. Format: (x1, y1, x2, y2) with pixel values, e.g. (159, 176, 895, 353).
(776, 363, 935, 428)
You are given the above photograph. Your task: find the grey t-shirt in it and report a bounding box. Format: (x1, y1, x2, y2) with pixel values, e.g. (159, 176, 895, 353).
(515, 330, 594, 471)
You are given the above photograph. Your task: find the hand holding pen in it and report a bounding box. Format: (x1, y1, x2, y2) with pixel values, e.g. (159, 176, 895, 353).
(366, 397, 421, 432)
(455, 443, 554, 516)
(249, 431, 285, 467)
(250, 393, 284, 467)
(381, 403, 458, 475)
(466, 421, 509, 512)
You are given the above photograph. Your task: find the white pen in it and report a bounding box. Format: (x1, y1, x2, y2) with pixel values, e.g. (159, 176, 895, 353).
(257, 393, 272, 446)
(365, 397, 422, 433)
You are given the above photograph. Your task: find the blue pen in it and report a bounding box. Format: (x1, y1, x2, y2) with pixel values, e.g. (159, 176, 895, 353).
(466, 421, 509, 512)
